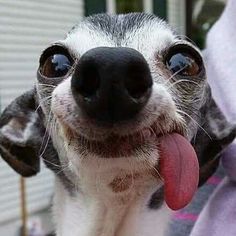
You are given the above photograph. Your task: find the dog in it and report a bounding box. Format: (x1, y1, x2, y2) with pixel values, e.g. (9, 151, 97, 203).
(0, 13, 235, 236)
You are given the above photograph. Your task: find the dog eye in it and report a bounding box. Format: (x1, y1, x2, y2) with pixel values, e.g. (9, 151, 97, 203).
(40, 46, 74, 78)
(165, 45, 202, 77)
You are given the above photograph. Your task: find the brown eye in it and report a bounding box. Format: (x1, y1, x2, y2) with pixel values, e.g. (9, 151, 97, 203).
(165, 45, 202, 77)
(40, 46, 74, 78)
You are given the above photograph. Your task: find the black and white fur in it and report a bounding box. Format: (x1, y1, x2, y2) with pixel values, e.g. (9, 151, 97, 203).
(0, 13, 235, 236)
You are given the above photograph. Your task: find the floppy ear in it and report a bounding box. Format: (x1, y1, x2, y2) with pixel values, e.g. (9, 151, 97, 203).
(0, 89, 45, 177)
(191, 86, 236, 186)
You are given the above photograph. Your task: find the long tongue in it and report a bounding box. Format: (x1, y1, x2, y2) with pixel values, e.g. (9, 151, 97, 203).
(159, 133, 199, 210)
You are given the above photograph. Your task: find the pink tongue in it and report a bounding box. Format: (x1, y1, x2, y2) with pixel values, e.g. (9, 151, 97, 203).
(159, 133, 199, 210)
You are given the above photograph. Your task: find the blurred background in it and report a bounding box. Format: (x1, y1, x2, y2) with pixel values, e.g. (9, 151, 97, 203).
(0, 0, 227, 235)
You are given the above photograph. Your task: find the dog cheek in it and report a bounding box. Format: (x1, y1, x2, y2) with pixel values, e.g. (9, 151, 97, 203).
(148, 84, 180, 125)
(51, 80, 76, 121)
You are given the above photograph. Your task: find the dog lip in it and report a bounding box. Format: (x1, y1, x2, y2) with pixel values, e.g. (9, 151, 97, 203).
(70, 127, 158, 158)
(61, 118, 185, 158)
(155, 127, 185, 139)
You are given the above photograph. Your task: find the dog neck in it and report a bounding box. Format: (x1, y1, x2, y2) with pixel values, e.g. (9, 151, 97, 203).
(52, 155, 171, 236)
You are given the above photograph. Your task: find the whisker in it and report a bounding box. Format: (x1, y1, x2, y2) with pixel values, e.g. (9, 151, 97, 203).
(176, 102, 201, 116)
(38, 83, 56, 88)
(177, 109, 212, 139)
(39, 114, 54, 158)
(138, 153, 163, 182)
(166, 65, 188, 82)
(167, 79, 199, 90)
(35, 95, 52, 112)
(176, 35, 197, 47)
(40, 118, 70, 169)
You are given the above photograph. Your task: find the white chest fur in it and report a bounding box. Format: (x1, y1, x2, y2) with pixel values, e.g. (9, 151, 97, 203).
(52, 151, 172, 236)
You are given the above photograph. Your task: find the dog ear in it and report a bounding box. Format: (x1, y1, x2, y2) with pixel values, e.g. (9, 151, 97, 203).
(0, 89, 45, 177)
(191, 86, 236, 186)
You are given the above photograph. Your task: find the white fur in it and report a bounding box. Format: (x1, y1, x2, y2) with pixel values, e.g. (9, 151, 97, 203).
(53, 179, 172, 236)
(51, 146, 172, 236)
(62, 19, 176, 64)
(49, 107, 175, 236)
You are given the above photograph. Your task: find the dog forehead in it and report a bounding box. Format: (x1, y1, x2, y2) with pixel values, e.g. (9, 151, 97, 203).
(61, 13, 177, 59)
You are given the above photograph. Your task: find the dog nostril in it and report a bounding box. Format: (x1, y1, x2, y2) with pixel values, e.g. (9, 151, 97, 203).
(73, 63, 100, 98)
(125, 75, 152, 99)
(125, 63, 153, 99)
(79, 70, 100, 97)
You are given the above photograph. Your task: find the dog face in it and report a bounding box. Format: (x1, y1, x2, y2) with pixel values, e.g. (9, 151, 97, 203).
(0, 13, 235, 207)
(38, 14, 204, 156)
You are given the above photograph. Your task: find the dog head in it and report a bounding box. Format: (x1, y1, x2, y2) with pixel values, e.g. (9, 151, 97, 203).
(0, 13, 235, 209)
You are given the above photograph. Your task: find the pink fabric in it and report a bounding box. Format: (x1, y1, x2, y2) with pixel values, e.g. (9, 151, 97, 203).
(205, 0, 236, 123)
(174, 213, 198, 222)
(206, 176, 222, 185)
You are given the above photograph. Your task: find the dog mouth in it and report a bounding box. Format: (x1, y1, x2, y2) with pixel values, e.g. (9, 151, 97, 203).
(62, 119, 185, 158)
(60, 118, 199, 211)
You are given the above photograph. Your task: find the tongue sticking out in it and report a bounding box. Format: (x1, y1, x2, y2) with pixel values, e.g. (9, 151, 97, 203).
(159, 133, 199, 210)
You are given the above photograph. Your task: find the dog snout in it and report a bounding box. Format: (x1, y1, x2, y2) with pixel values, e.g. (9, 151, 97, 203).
(71, 47, 153, 123)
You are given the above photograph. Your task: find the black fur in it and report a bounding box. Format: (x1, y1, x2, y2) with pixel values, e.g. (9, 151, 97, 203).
(0, 89, 42, 176)
(191, 89, 236, 186)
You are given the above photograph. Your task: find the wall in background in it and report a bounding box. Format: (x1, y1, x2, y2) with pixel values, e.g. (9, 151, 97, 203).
(0, 0, 84, 230)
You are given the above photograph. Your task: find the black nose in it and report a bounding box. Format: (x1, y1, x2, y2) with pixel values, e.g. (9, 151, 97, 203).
(71, 47, 152, 123)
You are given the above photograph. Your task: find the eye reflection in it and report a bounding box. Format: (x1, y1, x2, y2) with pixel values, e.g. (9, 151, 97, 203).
(40, 47, 74, 78)
(165, 45, 202, 77)
(167, 52, 200, 76)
